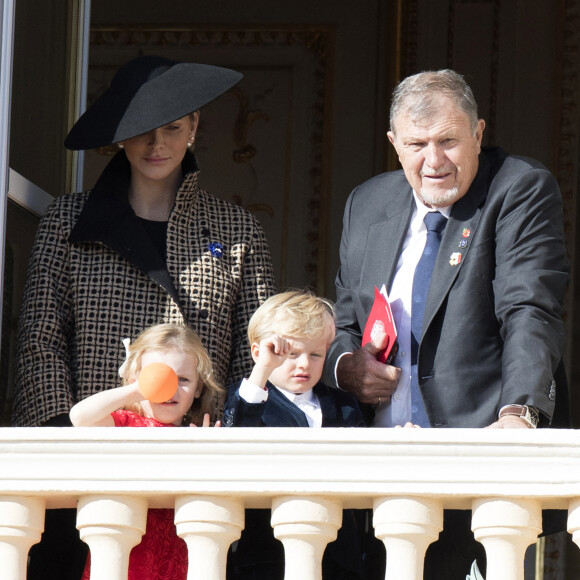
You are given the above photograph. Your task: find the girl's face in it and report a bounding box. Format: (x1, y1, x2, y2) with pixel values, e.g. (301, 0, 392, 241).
(139, 349, 200, 425)
(121, 113, 199, 190)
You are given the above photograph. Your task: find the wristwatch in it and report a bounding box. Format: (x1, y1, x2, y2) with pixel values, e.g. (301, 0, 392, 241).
(498, 404, 539, 429)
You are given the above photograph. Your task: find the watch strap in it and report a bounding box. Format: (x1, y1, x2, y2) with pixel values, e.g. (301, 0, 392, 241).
(498, 404, 539, 428)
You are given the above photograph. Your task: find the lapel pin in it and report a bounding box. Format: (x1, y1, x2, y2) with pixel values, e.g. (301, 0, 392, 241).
(462, 228, 471, 238)
(449, 252, 462, 266)
(459, 239, 468, 248)
(208, 242, 223, 258)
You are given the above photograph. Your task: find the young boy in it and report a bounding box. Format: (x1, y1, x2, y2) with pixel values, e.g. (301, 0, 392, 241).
(224, 290, 366, 580)
(223, 289, 363, 428)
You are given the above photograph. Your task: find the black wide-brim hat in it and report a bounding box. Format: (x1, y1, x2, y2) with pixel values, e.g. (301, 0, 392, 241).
(64, 55, 243, 150)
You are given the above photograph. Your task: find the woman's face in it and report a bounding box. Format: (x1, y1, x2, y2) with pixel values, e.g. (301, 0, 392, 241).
(120, 113, 199, 188)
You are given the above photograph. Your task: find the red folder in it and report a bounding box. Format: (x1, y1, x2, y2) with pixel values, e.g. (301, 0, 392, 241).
(362, 286, 398, 364)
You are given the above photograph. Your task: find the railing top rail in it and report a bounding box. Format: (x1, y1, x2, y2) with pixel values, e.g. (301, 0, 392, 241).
(0, 427, 579, 509)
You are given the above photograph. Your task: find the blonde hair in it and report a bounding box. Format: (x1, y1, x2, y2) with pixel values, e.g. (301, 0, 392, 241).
(248, 290, 335, 346)
(120, 323, 223, 426)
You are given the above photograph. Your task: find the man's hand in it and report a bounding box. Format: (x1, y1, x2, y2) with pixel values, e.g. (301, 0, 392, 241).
(336, 339, 401, 405)
(485, 415, 533, 429)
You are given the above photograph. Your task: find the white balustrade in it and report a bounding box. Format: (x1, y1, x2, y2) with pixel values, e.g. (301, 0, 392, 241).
(0, 427, 579, 580)
(175, 495, 244, 580)
(567, 498, 580, 550)
(472, 498, 542, 580)
(374, 496, 443, 580)
(0, 496, 44, 580)
(271, 496, 342, 580)
(76, 495, 148, 580)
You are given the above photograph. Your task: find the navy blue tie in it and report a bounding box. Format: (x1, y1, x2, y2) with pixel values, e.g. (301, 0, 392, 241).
(410, 211, 447, 427)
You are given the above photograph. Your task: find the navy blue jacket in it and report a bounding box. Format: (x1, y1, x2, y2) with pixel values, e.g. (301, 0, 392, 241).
(223, 380, 365, 427)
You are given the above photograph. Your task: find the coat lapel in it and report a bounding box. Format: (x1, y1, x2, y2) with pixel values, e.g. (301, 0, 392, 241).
(360, 183, 414, 302)
(316, 383, 336, 426)
(68, 151, 200, 314)
(267, 385, 310, 427)
(422, 154, 492, 335)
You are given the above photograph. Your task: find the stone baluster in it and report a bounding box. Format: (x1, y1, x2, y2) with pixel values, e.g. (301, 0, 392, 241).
(567, 498, 580, 550)
(76, 495, 148, 580)
(373, 496, 443, 580)
(0, 496, 45, 580)
(174, 495, 244, 580)
(270, 496, 342, 580)
(472, 498, 541, 580)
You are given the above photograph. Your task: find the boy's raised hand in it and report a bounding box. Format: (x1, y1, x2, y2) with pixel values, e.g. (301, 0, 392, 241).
(256, 335, 291, 367)
(248, 335, 292, 389)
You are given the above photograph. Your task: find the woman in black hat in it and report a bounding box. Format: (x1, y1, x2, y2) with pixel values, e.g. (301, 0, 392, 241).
(12, 54, 276, 579)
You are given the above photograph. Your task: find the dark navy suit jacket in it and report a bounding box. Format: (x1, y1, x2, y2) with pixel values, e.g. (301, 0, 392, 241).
(223, 380, 365, 427)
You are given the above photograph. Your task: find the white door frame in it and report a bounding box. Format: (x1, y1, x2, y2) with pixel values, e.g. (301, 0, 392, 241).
(0, 0, 16, 339)
(0, 0, 91, 347)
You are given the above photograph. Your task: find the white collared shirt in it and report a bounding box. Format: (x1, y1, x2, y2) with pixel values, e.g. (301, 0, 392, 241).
(372, 192, 451, 427)
(238, 378, 323, 427)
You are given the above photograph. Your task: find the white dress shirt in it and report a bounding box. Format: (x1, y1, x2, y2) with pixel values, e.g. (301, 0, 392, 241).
(372, 193, 451, 427)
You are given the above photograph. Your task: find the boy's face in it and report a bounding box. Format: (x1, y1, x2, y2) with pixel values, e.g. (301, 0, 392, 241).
(268, 333, 329, 394)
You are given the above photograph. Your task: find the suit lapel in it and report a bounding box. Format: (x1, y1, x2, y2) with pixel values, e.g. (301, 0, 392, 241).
(422, 155, 491, 335)
(316, 383, 336, 426)
(268, 385, 309, 427)
(361, 186, 414, 299)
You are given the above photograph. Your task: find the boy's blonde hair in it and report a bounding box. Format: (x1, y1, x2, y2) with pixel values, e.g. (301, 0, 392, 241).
(248, 290, 335, 346)
(120, 323, 223, 426)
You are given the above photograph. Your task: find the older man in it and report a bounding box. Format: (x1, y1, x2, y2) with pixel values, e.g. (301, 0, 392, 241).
(324, 69, 569, 578)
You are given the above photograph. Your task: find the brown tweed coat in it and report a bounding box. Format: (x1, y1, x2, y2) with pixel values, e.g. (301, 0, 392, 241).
(12, 151, 276, 426)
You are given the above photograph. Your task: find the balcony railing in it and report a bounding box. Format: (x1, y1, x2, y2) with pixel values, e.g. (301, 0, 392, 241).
(0, 427, 579, 580)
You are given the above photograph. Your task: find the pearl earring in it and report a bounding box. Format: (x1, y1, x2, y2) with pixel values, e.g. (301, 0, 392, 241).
(118, 143, 124, 149)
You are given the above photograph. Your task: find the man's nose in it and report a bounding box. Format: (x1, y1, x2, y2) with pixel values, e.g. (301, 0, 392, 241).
(424, 142, 445, 168)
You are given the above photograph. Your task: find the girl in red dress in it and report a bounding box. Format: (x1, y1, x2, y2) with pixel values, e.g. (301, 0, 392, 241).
(70, 323, 223, 580)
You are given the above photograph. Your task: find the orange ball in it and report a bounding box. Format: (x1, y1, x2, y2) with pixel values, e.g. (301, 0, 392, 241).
(138, 362, 178, 403)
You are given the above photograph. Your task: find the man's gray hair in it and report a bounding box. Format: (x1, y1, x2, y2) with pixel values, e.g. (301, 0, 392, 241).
(389, 69, 479, 136)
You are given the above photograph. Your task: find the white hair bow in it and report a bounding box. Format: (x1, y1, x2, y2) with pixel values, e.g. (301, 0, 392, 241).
(118, 337, 131, 377)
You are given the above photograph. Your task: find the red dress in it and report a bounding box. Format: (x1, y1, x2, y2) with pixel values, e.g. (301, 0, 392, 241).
(81, 410, 189, 579)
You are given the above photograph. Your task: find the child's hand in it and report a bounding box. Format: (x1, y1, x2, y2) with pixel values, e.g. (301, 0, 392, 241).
(247, 335, 292, 390)
(189, 412, 221, 428)
(254, 335, 292, 370)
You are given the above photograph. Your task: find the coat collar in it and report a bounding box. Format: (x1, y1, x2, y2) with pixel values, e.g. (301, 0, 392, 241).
(69, 150, 199, 244)
(68, 150, 200, 311)
(361, 170, 414, 308)
(422, 148, 502, 334)
(360, 148, 505, 341)
(265, 383, 310, 426)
